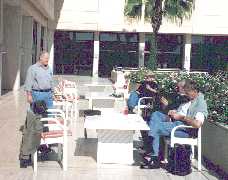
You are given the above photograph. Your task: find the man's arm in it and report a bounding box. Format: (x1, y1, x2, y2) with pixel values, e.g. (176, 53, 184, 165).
(170, 113, 203, 128)
(24, 67, 34, 103)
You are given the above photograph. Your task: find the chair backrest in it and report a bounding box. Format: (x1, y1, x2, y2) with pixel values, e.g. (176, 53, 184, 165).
(63, 80, 78, 101)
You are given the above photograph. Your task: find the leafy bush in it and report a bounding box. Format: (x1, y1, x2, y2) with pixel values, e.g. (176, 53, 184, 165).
(127, 69, 228, 125)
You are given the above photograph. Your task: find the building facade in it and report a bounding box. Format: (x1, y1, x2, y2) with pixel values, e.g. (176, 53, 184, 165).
(0, 0, 56, 95)
(0, 0, 228, 94)
(54, 0, 228, 77)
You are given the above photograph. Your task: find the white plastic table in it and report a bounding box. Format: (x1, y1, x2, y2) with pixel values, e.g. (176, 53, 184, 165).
(84, 110, 149, 164)
(85, 92, 123, 109)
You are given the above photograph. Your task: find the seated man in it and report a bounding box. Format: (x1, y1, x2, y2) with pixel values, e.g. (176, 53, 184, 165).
(141, 79, 208, 169)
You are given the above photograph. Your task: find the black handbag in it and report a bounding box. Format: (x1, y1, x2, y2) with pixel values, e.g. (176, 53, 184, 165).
(167, 145, 192, 176)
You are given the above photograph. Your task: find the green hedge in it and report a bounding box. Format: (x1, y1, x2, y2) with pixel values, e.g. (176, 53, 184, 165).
(127, 69, 228, 125)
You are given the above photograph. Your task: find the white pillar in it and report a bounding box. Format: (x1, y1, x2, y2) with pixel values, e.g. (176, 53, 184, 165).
(3, 4, 22, 91)
(93, 31, 99, 77)
(183, 34, 192, 71)
(47, 29, 54, 72)
(138, 33, 145, 67)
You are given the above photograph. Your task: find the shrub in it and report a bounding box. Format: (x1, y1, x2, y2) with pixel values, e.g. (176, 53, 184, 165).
(127, 69, 228, 125)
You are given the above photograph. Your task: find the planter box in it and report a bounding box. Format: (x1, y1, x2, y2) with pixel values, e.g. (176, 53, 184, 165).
(202, 121, 228, 172)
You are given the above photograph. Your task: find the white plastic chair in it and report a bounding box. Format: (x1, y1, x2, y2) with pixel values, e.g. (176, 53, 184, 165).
(164, 125, 202, 171)
(113, 75, 129, 99)
(137, 97, 155, 115)
(33, 109, 68, 172)
(63, 81, 79, 122)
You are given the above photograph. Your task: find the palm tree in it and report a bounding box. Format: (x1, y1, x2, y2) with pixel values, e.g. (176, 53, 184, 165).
(124, 0, 194, 70)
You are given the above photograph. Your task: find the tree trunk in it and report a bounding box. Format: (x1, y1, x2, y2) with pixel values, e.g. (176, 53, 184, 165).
(148, 33, 157, 70)
(148, 0, 163, 70)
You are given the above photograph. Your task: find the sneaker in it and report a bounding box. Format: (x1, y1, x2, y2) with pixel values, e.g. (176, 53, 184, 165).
(140, 156, 160, 169)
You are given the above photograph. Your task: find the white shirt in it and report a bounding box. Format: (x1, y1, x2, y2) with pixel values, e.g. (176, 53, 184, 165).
(177, 102, 205, 124)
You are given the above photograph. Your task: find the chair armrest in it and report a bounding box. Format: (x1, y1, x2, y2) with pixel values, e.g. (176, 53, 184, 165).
(47, 109, 65, 118)
(171, 125, 195, 138)
(41, 117, 65, 126)
(137, 97, 155, 115)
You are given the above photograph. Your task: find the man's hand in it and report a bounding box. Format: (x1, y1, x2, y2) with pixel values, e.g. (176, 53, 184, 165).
(168, 110, 176, 116)
(146, 84, 157, 93)
(26, 92, 33, 104)
(172, 113, 185, 120)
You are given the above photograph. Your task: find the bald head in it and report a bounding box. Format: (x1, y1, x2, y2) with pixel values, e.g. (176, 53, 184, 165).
(177, 79, 186, 95)
(39, 51, 49, 66)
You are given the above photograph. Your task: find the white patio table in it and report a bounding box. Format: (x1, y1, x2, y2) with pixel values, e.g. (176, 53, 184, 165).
(85, 92, 123, 109)
(84, 83, 113, 92)
(84, 109, 149, 164)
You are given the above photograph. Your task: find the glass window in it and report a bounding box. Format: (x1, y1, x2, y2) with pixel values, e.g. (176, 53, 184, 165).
(100, 33, 117, 41)
(32, 21, 38, 64)
(75, 32, 93, 41)
(40, 26, 45, 51)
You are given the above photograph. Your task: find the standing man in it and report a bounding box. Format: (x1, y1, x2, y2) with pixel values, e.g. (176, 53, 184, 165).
(24, 51, 54, 108)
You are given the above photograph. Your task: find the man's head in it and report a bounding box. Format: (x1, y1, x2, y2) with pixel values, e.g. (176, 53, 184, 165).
(183, 80, 199, 100)
(176, 80, 186, 95)
(145, 73, 155, 81)
(39, 51, 49, 66)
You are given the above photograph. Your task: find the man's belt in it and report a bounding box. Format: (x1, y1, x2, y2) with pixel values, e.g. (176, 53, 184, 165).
(32, 89, 51, 92)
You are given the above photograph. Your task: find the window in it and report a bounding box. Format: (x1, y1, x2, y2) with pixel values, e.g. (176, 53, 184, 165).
(100, 33, 117, 41)
(32, 21, 38, 64)
(75, 32, 94, 41)
(40, 26, 45, 51)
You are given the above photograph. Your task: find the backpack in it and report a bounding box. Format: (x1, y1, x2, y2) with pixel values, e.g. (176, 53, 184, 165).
(167, 145, 192, 176)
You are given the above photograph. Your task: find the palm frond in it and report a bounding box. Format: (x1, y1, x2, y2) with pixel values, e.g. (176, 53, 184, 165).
(124, 0, 143, 18)
(163, 0, 194, 23)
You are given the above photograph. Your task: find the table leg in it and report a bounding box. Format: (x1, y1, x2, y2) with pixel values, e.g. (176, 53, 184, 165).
(97, 130, 134, 164)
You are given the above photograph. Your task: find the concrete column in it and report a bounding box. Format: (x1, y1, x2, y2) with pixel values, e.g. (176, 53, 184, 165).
(92, 31, 99, 77)
(138, 32, 145, 67)
(36, 23, 41, 60)
(0, 0, 3, 95)
(0, 0, 3, 44)
(183, 34, 192, 71)
(47, 29, 54, 72)
(21, 16, 33, 84)
(3, 4, 22, 91)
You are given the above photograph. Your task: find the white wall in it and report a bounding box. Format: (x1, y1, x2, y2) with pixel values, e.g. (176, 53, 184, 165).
(56, 0, 228, 35)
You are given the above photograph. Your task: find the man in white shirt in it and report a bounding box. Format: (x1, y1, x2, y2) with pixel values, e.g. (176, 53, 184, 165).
(141, 80, 208, 169)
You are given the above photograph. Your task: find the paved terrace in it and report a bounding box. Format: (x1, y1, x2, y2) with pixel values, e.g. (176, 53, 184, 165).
(0, 75, 220, 180)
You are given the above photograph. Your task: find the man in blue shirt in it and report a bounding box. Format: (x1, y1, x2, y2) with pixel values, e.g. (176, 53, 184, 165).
(24, 51, 54, 108)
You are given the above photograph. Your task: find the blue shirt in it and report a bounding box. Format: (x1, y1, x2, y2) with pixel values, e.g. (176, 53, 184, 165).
(24, 62, 53, 92)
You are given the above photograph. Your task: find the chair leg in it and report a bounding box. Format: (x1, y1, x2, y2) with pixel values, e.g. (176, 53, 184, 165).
(191, 145, 195, 161)
(58, 144, 63, 161)
(33, 151, 38, 172)
(84, 128, 87, 139)
(63, 136, 68, 171)
(198, 142, 202, 171)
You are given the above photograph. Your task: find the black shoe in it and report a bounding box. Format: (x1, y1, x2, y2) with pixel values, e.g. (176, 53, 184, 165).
(20, 158, 32, 168)
(140, 156, 160, 169)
